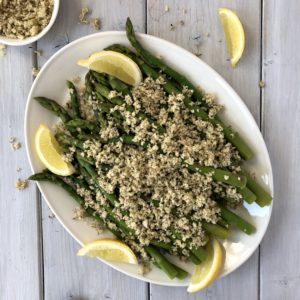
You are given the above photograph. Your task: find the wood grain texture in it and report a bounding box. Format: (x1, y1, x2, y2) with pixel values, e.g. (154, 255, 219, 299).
(37, 1, 148, 299)
(147, 1, 261, 299)
(0, 46, 42, 299)
(260, 0, 300, 299)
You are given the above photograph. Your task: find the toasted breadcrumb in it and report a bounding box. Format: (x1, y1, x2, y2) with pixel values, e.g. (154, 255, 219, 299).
(0, 43, 6, 56)
(79, 7, 101, 30)
(79, 7, 89, 24)
(0, 0, 54, 39)
(73, 207, 87, 220)
(15, 179, 27, 190)
(78, 77, 242, 258)
(138, 262, 151, 275)
(32, 67, 40, 77)
(11, 142, 21, 151)
(34, 50, 42, 56)
(90, 18, 101, 30)
(259, 80, 266, 88)
(9, 137, 21, 151)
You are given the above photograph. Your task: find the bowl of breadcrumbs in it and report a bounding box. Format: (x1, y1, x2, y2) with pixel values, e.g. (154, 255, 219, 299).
(0, 0, 59, 46)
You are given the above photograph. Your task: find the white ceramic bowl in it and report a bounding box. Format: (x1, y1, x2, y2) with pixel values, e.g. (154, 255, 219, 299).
(25, 32, 273, 286)
(0, 0, 59, 46)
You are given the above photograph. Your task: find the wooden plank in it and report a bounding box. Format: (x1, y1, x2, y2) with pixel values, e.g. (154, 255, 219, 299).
(147, 1, 261, 299)
(0, 46, 42, 299)
(260, 1, 300, 299)
(36, 1, 148, 299)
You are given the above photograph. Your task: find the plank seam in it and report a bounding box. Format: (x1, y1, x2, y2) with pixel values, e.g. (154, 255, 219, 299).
(36, 187, 45, 300)
(33, 42, 45, 300)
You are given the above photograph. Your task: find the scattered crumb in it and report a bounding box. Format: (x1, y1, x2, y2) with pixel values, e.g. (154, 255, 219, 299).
(79, 7, 89, 24)
(138, 262, 151, 276)
(79, 7, 101, 30)
(164, 5, 169, 12)
(11, 142, 21, 151)
(206, 32, 210, 38)
(16, 167, 22, 172)
(0, 44, 7, 57)
(218, 39, 222, 43)
(169, 23, 175, 31)
(179, 20, 185, 26)
(183, 8, 187, 14)
(155, 54, 163, 59)
(32, 67, 40, 77)
(15, 179, 28, 190)
(73, 206, 87, 220)
(34, 50, 42, 56)
(259, 80, 266, 88)
(90, 18, 101, 30)
(224, 175, 229, 180)
(9, 137, 21, 151)
(226, 58, 230, 61)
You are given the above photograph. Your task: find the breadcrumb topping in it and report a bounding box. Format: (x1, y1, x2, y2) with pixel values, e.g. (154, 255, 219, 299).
(74, 76, 243, 258)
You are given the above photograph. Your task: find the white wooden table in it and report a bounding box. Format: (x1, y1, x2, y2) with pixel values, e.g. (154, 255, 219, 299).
(1, 1, 299, 299)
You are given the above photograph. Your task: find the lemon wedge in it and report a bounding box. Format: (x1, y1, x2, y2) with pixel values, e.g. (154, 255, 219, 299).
(218, 7, 245, 67)
(35, 124, 75, 176)
(187, 238, 223, 293)
(77, 239, 138, 264)
(77, 50, 142, 86)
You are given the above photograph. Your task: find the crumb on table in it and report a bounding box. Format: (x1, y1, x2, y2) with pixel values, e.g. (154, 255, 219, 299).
(32, 67, 40, 77)
(15, 179, 28, 190)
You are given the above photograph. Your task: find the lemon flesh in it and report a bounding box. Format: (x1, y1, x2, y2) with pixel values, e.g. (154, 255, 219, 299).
(218, 7, 245, 67)
(187, 238, 223, 293)
(78, 50, 142, 86)
(35, 124, 75, 176)
(77, 239, 138, 264)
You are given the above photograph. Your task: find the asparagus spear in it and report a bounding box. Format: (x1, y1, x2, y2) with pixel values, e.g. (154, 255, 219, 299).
(34, 97, 71, 123)
(202, 222, 230, 239)
(66, 118, 100, 132)
(186, 163, 246, 188)
(66, 80, 81, 118)
(144, 245, 179, 279)
(242, 170, 272, 207)
(237, 186, 257, 204)
(107, 74, 131, 95)
(220, 205, 256, 234)
(55, 133, 84, 150)
(125, 17, 205, 102)
(217, 218, 230, 229)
